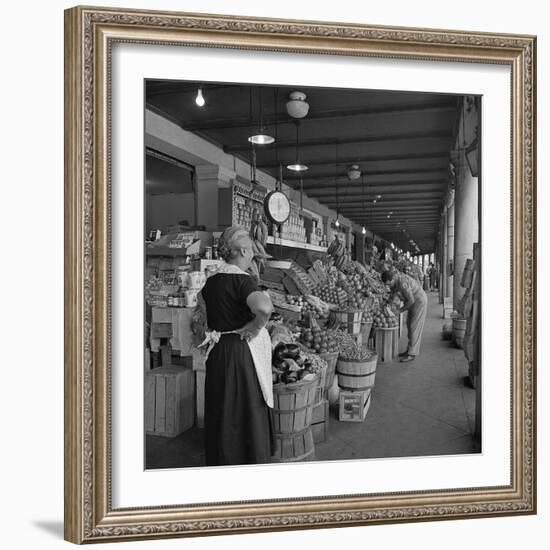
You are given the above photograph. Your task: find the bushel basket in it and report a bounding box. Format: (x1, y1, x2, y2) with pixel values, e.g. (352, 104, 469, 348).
(336, 353, 378, 391)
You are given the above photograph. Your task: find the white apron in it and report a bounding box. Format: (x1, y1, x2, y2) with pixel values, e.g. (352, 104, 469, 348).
(198, 263, 274, 408)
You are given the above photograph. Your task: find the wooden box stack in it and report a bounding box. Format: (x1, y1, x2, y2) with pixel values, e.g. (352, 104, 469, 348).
(145, 366, 195, 437)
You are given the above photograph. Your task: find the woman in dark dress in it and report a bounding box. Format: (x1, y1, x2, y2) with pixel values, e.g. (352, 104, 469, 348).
(199, 227, 274, 466)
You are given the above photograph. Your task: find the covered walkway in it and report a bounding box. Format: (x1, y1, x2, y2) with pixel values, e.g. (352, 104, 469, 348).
(315, 290, 477, 461)
(146, 290, 477, 469)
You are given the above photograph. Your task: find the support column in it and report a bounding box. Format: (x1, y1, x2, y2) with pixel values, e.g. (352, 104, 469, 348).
(446, 191, 455, 301)
(453, 167, 479, 310)
(195, 165, 235, 232)
(440, 209, 448, 304)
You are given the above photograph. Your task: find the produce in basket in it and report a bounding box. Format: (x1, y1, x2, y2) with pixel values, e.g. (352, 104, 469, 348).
(271, 342, 325, 384)
(299, 325, 339, 354)
(373, 308, 399, 328)
(339, 344, 376, 361)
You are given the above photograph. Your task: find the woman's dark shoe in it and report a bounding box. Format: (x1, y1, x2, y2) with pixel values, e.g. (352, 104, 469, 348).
(398, 351, 409, 358)
(399, 354, 415, 363)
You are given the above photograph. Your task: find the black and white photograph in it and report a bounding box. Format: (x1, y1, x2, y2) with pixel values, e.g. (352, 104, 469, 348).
(143, 81, 481, 469)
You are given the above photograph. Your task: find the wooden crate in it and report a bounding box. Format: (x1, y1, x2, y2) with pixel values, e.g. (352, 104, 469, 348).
(145, 366, 194, 437)
(374, 327, 399, 362)
(338, 388, 372, 422)
(151, 322, 172, 339)
(311, 399, 329, 443)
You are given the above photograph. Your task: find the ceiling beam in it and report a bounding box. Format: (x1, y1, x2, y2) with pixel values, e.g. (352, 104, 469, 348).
(257, 151, 450, 169)
(325, 199, 442, 207)
(347, 220, 439, 226)
(286, 167, 446, 182)
(224, 130, 453, 153)
(301, 181, 445, 192)
(309, 191, 445, 201)
(177, 101, 457, 131)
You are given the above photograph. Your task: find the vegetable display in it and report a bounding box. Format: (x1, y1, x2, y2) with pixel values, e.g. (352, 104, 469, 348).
(330, 328, 375, 360)
(271, 342, 326, 385)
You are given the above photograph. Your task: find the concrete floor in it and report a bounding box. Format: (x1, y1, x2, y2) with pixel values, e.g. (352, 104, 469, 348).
(146, 291, 478, 469)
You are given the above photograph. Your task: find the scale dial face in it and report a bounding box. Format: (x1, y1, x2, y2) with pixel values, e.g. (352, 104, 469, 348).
(264, 191, 291, 225)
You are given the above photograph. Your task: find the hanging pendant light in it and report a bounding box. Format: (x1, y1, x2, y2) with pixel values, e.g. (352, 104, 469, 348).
(361, 174, 367, 236)
(248, 87, 275, 145)
(362, 226, 367, 235)
(195, 88, 205, 107)
(287, 121, 308, 172)
(286, 91, 309, 119)
(347, 164, 361, 181)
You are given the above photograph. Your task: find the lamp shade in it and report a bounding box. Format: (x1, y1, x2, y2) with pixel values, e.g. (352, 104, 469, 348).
(248, 131, 275, 145)
(286, 162, 308, 172)
(286, 91, 309, 119)
(347, 164, 361, 180)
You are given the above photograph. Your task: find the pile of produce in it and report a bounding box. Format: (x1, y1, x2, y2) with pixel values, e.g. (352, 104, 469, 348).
(299, 325, 339, 354)
(285, 295, 331, 320)
(330, 328, 375, 360)
(302, 296, 331, 320)
(347, 288, 367, 310)
(314, 283, 348, 307)
(362, 309, 374, 324)
(372, 305, 399, 328)
(339, 344, 376, 361)
(285, 295, 305, 308)
(327, 236, 351, 271)
(271, 343, 325, 384)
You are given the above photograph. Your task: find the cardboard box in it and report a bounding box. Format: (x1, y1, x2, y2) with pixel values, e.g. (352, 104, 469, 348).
(339, 388, 372, 422)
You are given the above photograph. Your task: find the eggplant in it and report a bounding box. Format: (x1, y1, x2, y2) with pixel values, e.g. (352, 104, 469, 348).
(272, 358, 288, 371)
(273, 343, 289, 362)
(281, 371, 298, 384)
(284, 343, 301, 359)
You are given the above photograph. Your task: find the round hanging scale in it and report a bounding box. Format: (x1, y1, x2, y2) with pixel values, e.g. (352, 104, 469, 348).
(264, 190, 291, 225)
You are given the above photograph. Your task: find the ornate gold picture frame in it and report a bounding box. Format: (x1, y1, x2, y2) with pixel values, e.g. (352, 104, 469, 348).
(64, 5, 536, 544)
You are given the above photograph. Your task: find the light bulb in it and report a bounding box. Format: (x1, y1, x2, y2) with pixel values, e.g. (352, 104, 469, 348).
(362, 226, 366, 235)
(335, 219, 340, 228)
(195, 88, 205, 107)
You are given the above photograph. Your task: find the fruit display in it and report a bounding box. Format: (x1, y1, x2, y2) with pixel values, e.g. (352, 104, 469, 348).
(314, 283, 348, 307)
(373, 306, 399, 328)
(299, 325, 339, 354)
(347, 289, 367, 310)
(362, 310, 374, 324)
(327, 236, 351, 271)
(271, 343, 325, 385)
(303, 295, 331, 319)
(286, 295, 305, 308)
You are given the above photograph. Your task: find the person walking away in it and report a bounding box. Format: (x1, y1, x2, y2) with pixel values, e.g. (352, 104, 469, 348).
(428, 262, 436, 291)
(382, 270, 428, 363)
